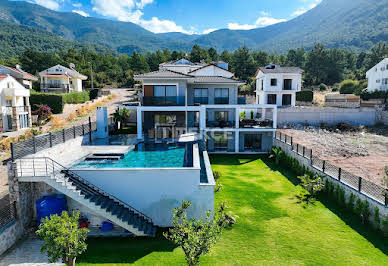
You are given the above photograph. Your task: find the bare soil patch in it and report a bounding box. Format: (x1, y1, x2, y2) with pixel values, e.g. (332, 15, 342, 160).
(280, 125, 388, 186)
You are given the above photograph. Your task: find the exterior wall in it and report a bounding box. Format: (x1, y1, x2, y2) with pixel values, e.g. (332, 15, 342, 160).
(187, 84, 239, 105)
(190, 65, 233, 78)
(366, 58, 388, 92)
(277, 107, 376, 126)
(274, 138, 388, 222)
(71, 78, 83, 92)
(71, 168, 212, 227)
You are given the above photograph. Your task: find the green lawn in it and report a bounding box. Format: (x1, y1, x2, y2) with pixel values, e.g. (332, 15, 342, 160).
(78, 155, 388, 265)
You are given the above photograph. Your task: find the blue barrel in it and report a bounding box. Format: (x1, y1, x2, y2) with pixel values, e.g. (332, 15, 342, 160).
(36, 195, 67, 226)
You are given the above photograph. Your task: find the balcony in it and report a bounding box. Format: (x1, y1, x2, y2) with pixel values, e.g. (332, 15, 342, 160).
(206, 120, 235, 128)
(239, 119, 273, 129)
(41, 83, 70, 91)
(1, 106, 30, 115)
(193, 97, 208, 105)
(142, 96, 185, 106)
(214, 97, 229, 104)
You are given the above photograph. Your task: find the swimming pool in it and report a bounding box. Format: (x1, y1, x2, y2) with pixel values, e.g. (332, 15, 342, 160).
(72, 142, 193, 168)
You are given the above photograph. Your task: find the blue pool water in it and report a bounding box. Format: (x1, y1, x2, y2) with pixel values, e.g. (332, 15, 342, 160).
(73, 142, 191, 168)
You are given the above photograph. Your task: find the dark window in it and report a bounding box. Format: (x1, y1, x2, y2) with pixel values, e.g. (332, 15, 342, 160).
(194, 88, 208, 104)
(155, 114, 176, 124)
(214, 132, 228, 150)
(244, 134, 262, 151)
(270, 79, 277, 86)
(282, 94, 292, 106)
(267, 94, 277, 104)
(283, 79, 292, 90)
(215, 111, 228, 122)
(214, 88, 229, 104)
(261, 79, 264, 90)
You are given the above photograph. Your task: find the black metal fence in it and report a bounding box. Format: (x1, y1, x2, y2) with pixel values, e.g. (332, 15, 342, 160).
(275, 131, 388, 206)
(0, 195, 16, 230)
(10, 117, 102, 160)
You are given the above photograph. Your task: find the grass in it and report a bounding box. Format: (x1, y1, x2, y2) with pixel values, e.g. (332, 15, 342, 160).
(77, 155, 388, 265)
(110, 126, 137, 135)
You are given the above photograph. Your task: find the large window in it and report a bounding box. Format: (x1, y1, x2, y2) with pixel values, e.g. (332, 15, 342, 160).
(214, 88, 229, 104)
(282, 94, 292, 106)
(194, 88, 208, 104)
(270, 79, 277, 86)
(214, 132, 228, 150)
(18, 114, 29, 129)
(154, 85, 177, 97)
(155, 114, 176, 124)
(215, 111, 228, 122)
(244, 133, 262, 151)
(267, 94, 277, 104)
(152, 85, 177, 105)
(283, 79, 292, 90)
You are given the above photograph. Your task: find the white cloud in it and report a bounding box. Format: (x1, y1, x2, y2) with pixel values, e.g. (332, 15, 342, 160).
(203, 28, 218, 34)
(72, 3, 82, 8)
(228, 16, 286, 31)
(91, 0, 193, 34)
(136, 0, 154, 9)
(72, 10, 90, 17)
(34, 0, 62, 10)
(292, 0, 320, 17)
(259, 11, 270, 16)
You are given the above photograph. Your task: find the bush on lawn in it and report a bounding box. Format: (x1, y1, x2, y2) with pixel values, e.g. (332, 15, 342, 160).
(319, 83, 328, 91)
(296, 90, 313, 102)
(89, 89, 99, 100)
(62, 91, 90, 104)
(339, 80, 359, 94)
(360, 90, 388, 100)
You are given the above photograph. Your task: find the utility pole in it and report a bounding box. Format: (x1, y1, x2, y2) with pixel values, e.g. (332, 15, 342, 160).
(89, 62, 94, 90)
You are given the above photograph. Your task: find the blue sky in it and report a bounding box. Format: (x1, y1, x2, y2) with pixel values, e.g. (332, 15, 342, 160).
(31, 0, 321, 34)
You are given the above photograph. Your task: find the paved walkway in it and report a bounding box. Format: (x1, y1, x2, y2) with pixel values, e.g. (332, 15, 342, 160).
(0, 236, 62, 266)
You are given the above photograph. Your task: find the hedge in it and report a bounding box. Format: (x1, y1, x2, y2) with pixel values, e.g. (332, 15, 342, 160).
(339, 80, 359, 94)
(30, 92, 64, 114)
(360, 90, 388, 100)
(62, 91, 90, 104)
(296, 90, 313, 102)
(30, 91, 90, 114)
(90, 89, 99, 100)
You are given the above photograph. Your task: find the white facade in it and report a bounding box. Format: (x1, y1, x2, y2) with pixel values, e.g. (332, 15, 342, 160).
(255, 64, 303, 107)
(0, 75, 31, 131)
(366, 58, 388, 92)
(39, 64, 87, 93)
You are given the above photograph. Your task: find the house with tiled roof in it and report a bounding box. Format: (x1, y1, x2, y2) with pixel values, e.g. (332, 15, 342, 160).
(0, 75, 31, 132)
(0, 65, 38, 89)
(39, 64, 88, 93)
(122, 59, 277, 154)
(254, 63, 303, 107)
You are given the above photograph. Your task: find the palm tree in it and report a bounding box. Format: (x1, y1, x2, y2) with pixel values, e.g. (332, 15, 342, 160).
(269, 147, 284, 165)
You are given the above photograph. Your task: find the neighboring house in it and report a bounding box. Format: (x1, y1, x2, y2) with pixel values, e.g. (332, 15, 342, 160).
(0, 64, 37, 89)
(125, 59, 277, 153)
(0, 75, 31, 132)
(255, 64, 303, 107)
(39, 64, 87, 93)
(366, 58, 388, 92)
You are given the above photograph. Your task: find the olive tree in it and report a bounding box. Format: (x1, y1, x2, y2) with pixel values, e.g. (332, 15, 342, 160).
(36, 211, 89, 266)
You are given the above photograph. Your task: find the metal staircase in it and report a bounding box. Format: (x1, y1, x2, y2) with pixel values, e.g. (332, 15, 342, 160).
(15, 157, 156, 237)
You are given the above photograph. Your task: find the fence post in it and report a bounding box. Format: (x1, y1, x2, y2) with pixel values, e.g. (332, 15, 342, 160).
(385, 195, 388, 206)
(73, 126, 76, 139)
(310, 149, 313, 160)
(322, 160, 326, 173)
(82, 124, 85, 135)
(358, 177, 362, 192)
(338, 168, 341, 181)
(62, 129, 65, 143)
(279, 132, 282, 142)
(296, 143, 299, 153)
(10, 142, 15, 161)
(89, 117, 92, 144)
(33, 136, 36, 154)
(49, 132, 52, 147)
(290, 136, 293, 146)
(303, 146, 305, 157)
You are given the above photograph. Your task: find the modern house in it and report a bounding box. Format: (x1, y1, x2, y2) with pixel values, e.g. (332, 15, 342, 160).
(255, 64, 303, 107)
(0, 75, 31, 132)
(366, 58, 388, 92)
(39, 64, 87, 93)
(125, 59, 277, 153)
(0, 64, 37, 89)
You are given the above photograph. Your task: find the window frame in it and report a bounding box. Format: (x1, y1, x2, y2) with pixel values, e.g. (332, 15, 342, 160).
(270, 78, 277, 86)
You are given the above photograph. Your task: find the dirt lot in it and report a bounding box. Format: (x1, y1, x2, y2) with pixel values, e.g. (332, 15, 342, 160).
(280, 125, 388, 186)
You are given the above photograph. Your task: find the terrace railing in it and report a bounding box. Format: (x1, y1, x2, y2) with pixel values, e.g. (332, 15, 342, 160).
(275, 131, 388, 206)
(0, 194, 16, 231)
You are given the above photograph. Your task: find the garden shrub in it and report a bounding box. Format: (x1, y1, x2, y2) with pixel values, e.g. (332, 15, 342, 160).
(331, 87, 338, 92)
(89, 89, 99, 100)
(62, 91, 90, 104)
(319, 83, 328, 91)
(31, 91, 64, 114)
(296, 90, 313, 102)
(382, 216, 388, 237)
(355, 198, 363, 217)
(337, 186, 345, 206)
(360, 90, 388, 100)
(339, 79, 359, 94)
(213, 171, 221, 180)
(347, 193, 355, 212)
(361, 200, 371, 224)
(374, 207, 380, 229)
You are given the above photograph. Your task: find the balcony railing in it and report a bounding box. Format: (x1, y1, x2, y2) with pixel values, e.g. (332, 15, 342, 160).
(142, 96, 185, 106)
(206, 120, 235, 128)
(193, 97, 208, 105)
(238, 97, 246, 104)
(214, 97, 229, 104)
(2, 106, 30, 114)
(239, 119, 273, 128)
(40, 83, 70, 90)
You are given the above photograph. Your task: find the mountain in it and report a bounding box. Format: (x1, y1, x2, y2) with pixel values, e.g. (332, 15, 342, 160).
(0, 0, 387, 57)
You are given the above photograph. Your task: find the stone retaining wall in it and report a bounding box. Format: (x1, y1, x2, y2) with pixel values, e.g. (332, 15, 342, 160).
(0, 221, 24, 256)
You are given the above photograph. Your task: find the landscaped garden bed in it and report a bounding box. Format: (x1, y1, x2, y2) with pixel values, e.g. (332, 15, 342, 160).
(77, 155, 388, 265)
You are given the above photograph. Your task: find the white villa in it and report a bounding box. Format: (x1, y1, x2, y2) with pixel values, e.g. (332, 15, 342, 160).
(125, 58, 277, 154)
(0, 75, 31, 132)
(39, 64, 87, 93)
(0, 64, 37, 90)
(366, 58, 388, 92)
(255, 64, 303, 107)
